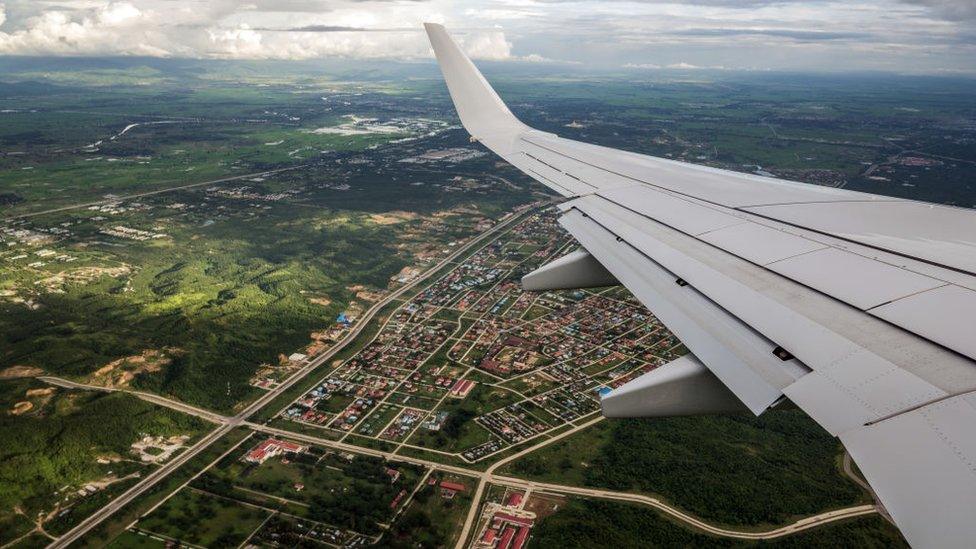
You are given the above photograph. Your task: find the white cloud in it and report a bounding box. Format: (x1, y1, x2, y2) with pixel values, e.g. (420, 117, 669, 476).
(0, 0, 971, 73)
(456, 30, 512, 60)
(667, 61, 722, 69)
(98, 2, 140, 26)
(0, 1, 519, 61)
(0, 2, 181, 56)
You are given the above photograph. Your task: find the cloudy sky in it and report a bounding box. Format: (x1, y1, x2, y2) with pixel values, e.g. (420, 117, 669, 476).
(0, 0, 974, 73)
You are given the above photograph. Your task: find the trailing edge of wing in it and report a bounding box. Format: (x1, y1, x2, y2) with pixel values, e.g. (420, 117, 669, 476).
(426, 24, 976, 548)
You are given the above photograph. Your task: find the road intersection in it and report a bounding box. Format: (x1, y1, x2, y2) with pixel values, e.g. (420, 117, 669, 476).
(44, 203, 880, 548)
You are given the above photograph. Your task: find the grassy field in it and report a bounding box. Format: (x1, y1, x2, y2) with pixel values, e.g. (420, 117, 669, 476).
(136, 489, 270, 547)
(385, 473, 478, 548)
(405, 383, 522, 452)
(76, 428, 254, 549)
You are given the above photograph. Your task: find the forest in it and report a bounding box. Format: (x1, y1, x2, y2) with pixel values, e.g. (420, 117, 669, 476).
(533, 499, 908, 548)
(0, 379, 207, 543)
(508, 410, 867, 527)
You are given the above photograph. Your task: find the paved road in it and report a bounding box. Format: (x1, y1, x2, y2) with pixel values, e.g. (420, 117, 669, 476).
(39, 377, 229, 424)
(46, 201, 879, 547)
(254, 420, 878, 544)
(490, 475, 877, 540)
(47, 424, 236, 549)
(47, 203, 536, 549)
(4, 165, 307, 221)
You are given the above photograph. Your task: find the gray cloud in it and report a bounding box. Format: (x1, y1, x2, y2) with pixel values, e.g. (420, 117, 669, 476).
(672, 28, 871, 41)
(0, 0, 973, 73)
(534, 0, 821, 6)
(260, 25, 367, 32)
(899, 0, 976, 20)
(257, 25, 419, 32)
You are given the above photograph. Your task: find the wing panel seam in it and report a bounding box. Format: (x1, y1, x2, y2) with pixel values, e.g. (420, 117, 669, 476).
(524, 134, 976, 279)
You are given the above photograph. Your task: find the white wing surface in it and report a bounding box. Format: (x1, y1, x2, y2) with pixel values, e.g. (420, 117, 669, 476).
(425, 23, 976, 548)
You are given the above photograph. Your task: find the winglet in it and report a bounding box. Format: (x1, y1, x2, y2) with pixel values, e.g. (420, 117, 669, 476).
(424, 23, 528, 154)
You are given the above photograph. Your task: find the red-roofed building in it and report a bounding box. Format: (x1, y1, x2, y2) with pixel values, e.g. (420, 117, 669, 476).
(390, 489, 407, 509)
(450, 379, 476, 398)
(245, 438, 307, 464)
(506, 491, 523, 508)
(512, 526, 530, 549)
(440, 480, 467, 499)
(493, 512, 534, 528)
(481, 529, 497, 544)
(498, 526, 516, 549)
(440, 480, 467, 492)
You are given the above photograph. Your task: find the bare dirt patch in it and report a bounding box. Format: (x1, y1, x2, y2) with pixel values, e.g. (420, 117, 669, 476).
(10, 401, 33, 415)
(308, 296, 332, 307)
(88, 348, 177, 389)
(37, 265, 131, 292)
(368, 211, 418, 225)
(0, 365, 44, 379)
(524, 493, 566, 520)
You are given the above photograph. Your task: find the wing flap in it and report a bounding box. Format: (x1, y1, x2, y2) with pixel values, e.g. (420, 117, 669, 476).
(839, 393, 976, 549)
(560, 207, 797, 413)
(871, 284, 976, 360)
(426, 23, 976, 546)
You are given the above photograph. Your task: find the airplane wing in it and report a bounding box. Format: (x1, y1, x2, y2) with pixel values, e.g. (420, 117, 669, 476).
(425, 23, 976, 548)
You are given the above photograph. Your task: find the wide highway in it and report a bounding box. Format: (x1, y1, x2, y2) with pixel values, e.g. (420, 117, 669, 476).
(47, 202, 538, 549)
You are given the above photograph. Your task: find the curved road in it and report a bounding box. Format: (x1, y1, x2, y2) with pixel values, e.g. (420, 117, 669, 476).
(253, 421, 878, 545)
(45, 202, 879, 547)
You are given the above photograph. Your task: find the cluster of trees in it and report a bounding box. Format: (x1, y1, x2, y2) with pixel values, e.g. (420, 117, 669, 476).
(583, 412, 864, 526)
(141, 490, 266, 547)
(0, 381, 207, 521)
(511, 410, 866, 527)
(441, 409, 476, 440)
(308, 479, 394, 535)
(533, 499, 908, 548)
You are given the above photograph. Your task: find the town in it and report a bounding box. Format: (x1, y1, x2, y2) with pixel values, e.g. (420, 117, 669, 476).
(278, 208, 683, 463)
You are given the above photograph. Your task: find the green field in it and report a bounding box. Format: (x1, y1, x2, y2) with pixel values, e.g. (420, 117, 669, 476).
(406, 383, 522, 452)
(136, 489, 270, 547)
(385, 473, 477, 548)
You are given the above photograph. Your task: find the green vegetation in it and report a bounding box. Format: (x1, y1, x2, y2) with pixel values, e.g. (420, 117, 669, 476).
(2, 56, 974, 546)
(407, 383, 522, 451)
(136, 489, 270, 547)
(385, 474, 476, 548)
(76, 429, 253, 548)
(532, 498, 907, 548)
(106, 530, 167, 548)
(504, 411, 866, 527)
(195, 446, 424, 535)
(0, 379, 208, 544)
